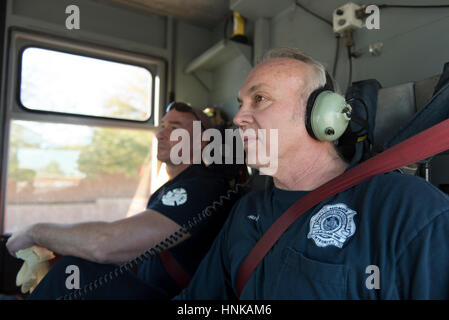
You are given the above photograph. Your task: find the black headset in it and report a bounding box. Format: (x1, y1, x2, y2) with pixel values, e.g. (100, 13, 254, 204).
(305, 71, 353, 142)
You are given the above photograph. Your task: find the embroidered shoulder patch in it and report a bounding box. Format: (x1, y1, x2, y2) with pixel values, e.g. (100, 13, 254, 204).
(247, 214, 260, 222)
(161, 188, 188, 206)
(307, 203, 357, 248)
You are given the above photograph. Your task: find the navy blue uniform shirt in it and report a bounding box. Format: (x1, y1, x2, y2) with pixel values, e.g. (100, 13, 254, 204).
(138, 164, 235, 297)
(175, 172, 449, 299)
(28, 163, 235, 300)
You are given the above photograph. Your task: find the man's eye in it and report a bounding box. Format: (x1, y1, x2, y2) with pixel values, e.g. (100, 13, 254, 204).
(255, 95, 265, 103)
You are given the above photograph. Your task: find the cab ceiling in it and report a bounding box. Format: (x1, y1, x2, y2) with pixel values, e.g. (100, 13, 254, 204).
(96, 0, 230, 28)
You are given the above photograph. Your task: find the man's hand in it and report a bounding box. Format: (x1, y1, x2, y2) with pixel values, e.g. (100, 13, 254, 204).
(6, 225, 35, 257)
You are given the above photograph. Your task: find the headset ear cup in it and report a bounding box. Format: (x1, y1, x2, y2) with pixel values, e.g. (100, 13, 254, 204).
(305, 88, 327, 140)
(310, 91, 352, 142)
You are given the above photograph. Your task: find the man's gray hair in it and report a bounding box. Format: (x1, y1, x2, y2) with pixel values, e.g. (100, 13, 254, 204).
(261, 47, 337, 98)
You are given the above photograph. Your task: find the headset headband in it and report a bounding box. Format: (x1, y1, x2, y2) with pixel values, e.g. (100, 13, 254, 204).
(324, 71, 335, 92)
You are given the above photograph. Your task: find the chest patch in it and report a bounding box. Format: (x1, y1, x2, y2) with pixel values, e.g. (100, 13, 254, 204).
(307, 203, 357, 248)
(161, 188, 188, 206)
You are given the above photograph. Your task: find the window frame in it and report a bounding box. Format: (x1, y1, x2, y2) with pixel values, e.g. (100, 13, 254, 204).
(0, 29, 166, 233)
(18, 45, 155, 122)
(8, 29, 165, 128)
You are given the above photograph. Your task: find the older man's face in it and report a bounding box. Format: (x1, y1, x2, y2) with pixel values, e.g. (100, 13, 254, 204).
(234, 58, 315, 172)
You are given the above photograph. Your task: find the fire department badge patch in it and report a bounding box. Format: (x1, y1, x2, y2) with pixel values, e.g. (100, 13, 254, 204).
(307, 203, 357, 248)
(161, 188, 188, 206)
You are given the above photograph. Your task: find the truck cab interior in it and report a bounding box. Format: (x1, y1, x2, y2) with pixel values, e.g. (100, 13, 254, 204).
(1, 0, 449, 300)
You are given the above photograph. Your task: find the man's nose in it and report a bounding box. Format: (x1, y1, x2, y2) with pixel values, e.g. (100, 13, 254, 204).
(233, 107, 254, 128)
(156, 127, 168, 141)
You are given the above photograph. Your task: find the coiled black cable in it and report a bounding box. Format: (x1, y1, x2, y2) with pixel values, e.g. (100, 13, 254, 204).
(58, 177, 252, 300)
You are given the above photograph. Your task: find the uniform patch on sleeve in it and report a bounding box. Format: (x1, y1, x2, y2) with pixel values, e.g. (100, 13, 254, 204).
(161, 188, 188, 206)
(307, 203, 357, 248)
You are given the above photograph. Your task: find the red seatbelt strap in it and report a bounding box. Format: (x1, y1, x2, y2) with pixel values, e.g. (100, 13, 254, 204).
(159, 250, 191, 289)
(236, 118, 449, 298)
